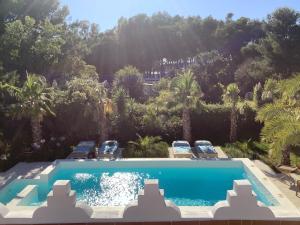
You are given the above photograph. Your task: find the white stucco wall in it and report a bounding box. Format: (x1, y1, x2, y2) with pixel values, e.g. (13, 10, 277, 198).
(32, 180, 93, 223)
(212, 180, 275, 220)
(123, 179, 181, 221)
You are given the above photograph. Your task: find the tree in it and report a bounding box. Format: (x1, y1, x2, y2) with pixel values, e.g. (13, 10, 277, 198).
(0, 16, 66, 77)
(0, 0, 68, 34)
(261, 78, 280, 103)
(216, 16, 264, 61)
(173, 69, 201, 142)
(223, 83, 240, 142)
(192, 50, 233, 103)
(256, 75, 300, 165)
(4, 74, 54, 145)
(113, 65, 144, 101)
(234, 58, 273, 96)
(256, 8, 300, 77)
(63, 77, 112, 142)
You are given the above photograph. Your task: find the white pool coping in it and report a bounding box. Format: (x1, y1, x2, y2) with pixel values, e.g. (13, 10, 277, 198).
(0, 158, 300, 223)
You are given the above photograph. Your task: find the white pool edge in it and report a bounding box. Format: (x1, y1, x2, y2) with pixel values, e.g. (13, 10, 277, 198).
(0, 158, 300, 223)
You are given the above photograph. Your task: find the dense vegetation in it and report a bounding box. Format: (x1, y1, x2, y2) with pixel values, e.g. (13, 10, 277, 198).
(0, 0, 300, 169)
(124, 136, 169, 158)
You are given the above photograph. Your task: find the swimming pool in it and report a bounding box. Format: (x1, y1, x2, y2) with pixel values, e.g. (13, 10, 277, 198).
(0, 160, 278, 207)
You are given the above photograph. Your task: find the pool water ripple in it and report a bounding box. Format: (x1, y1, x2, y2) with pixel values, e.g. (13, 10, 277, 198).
(0, 166, 278, 207)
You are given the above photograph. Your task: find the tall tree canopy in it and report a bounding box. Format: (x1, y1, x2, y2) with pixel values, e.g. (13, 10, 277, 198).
(0, 1, 300, 168)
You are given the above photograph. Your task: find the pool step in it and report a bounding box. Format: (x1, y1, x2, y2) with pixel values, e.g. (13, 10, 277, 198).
(7, 185, 38, 207)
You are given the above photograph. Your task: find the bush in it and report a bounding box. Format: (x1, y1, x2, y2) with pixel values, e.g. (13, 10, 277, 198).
(0, 159, 18, 172)
(191, 104, 230, 144)
(222, 140, 278, 168)
(124, 136, 169, 158)
(191, 103, 261, 145)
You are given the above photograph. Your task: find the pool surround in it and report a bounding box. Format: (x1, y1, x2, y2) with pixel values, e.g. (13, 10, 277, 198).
(0, 158, 299, 223)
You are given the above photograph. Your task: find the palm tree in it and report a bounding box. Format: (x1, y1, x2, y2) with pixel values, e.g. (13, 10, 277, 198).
(66, 77, 113, 143)
(173, 70, 201, 142)
(5, 74, 54, 145)
(256, 75, 300, 165)
(223, 83, 240, 142)
(99, 97, 113, 143)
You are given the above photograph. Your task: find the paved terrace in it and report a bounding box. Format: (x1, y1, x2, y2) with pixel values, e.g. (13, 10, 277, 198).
(0, 162, 51, 188)
(254, 160, 300, 209)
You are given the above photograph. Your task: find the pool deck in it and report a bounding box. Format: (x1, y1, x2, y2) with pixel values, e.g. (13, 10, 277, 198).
(0, 162, 51, 189)
(214, 146, 228, 158)
(0, 159, 300, 223)
(254, 160, 300, 209)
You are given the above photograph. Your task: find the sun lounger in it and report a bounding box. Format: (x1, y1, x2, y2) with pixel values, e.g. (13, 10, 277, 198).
(289, 173, 300, 195)
(68, 141, 96, 159)
(277, 165, 298, 186)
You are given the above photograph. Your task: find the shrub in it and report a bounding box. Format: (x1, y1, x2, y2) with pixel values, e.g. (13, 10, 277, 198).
(222, 140, 278, 168)
(191, 103, 261, 144)
(124, 136, 169, 158)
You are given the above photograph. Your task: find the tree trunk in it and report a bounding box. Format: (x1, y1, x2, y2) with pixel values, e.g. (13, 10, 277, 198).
(99, 104, 108, 143)
(281, 145, 291, 166)
(182, 107, 191, 142)
(230, 106, 237, 142)
(31, 115, 42, 144)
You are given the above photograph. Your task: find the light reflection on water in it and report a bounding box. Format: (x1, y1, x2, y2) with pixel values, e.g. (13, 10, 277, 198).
(75, 172, 148, 206)
(0, 167, 278, 207)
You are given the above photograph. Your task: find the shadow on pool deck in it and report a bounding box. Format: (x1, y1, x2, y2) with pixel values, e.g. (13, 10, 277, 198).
(0, 162, 52, 189)
(254, 160, 300, 209)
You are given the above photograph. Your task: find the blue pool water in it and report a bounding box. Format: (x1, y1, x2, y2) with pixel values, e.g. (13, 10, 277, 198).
(0, 164, 278, 207)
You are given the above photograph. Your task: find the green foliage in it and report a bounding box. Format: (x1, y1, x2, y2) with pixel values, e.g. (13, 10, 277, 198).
(0, 16, 66, 74)
(256, 8, 300, 77)
(253, 82, 263, 107)
(53, 76, 107, 140)
(0, 132, 10, 160)
(191, 102, 261, 144)
(192, 50, 232, 103)
(5, 74, 54, 119)
(223, 140, 268, 158)
(173, 69, 201, 107)
(0, 2, 300, 169)
(113, 66, 144, 101)
(256, 74, 300, 165)
(261, 78, 280, 103)
(124, 136, 169, 158)
(235, 59, 273, 96)
(3, 73, 55, 144)
(223, 83, 240, 106)
(89, 11, 265, 76)
(112, 88, 127, 115)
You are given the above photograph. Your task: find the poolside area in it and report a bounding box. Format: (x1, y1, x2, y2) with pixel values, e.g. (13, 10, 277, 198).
(0, 158, 299, 224)
(254, 160, 300, 209)
(1, 160, 299, 209)
(2, 159, 299, 209)
(0, 162, 51, 188)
